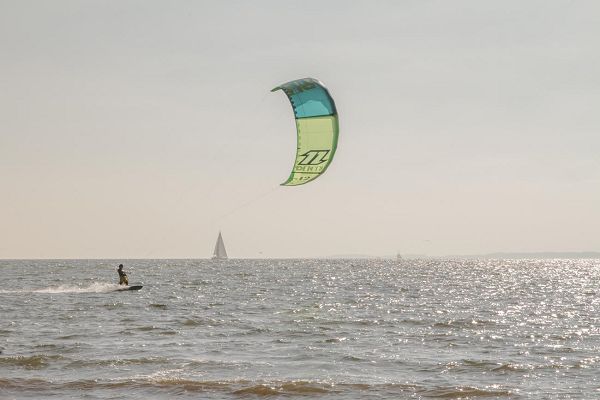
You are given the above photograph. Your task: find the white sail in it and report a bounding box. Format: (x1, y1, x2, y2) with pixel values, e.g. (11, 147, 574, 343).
(212, 232, 228, 260)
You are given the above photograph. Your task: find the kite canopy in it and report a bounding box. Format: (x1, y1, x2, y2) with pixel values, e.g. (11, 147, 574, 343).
(271, 78, 339, 186)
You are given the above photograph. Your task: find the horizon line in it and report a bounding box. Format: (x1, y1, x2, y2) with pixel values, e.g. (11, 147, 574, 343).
(2, 251, 600, 261)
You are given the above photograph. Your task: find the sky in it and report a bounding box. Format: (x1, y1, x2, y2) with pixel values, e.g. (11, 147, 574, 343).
(1, 0, 599, 259)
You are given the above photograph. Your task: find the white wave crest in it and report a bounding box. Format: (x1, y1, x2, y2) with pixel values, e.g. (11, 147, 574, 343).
(36, 282, 123, 293)
(0, 282, 122, 294)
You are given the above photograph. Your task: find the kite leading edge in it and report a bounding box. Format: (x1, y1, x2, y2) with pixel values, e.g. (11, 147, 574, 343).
(271, 78, 339, 186)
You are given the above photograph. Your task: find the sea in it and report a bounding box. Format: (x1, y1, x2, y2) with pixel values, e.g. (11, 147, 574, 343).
(1, 259, 599, 399)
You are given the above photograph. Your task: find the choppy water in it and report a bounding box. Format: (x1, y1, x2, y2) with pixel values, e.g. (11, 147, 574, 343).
(1, 259, 600, 399)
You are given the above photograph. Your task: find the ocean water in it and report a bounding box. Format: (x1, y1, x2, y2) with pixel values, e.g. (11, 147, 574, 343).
(1, 259, 599, 399)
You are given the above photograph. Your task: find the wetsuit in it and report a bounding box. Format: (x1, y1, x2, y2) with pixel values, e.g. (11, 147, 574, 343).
(118, 268, 128, 285)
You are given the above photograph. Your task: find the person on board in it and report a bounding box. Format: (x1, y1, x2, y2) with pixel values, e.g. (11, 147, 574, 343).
(117, 264, 129, 286)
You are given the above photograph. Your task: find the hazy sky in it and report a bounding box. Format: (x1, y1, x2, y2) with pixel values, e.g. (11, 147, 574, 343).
(1, 1, 599, 259)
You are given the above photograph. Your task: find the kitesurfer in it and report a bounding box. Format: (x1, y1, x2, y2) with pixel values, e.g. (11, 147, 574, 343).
(117, 264, 129, 286)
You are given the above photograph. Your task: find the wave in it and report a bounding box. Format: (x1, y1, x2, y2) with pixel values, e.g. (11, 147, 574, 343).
(233, 382, 333, 395)
(491, 363, 533, 372)
(443, 359, 537, 374)
(0, 377, 478, 397)
(0, 378, 48, 391)
(0, 354, 66, 369)
(65, 357, 170, 369)
(433, 318, 495, 328)
(0, 377, 334, 394)
(0, 282, 124, 294)
(420, 385, 512, 398)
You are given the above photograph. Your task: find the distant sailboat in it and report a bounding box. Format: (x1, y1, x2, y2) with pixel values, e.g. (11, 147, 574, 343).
(396, 253, 403, 262)
(212, 232, 228, 260)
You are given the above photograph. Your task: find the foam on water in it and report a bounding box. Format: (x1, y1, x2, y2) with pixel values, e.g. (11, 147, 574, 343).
(0, 282, 122, 294)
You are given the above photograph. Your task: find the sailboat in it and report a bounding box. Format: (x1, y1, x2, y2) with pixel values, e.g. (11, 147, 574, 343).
(211, 231, 228, 260)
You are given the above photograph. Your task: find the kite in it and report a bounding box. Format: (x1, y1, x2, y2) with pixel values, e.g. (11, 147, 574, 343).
(271, 78, 339, 186)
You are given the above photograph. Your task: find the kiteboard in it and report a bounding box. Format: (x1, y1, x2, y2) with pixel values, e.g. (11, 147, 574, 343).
(115, 285, 143, 291)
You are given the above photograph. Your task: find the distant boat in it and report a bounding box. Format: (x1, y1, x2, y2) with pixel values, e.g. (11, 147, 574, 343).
(396, 253, 403, 262)
(212, 231, 228, 260)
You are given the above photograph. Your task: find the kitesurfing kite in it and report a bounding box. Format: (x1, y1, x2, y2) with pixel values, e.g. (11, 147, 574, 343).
(271, 78, 339, 186)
